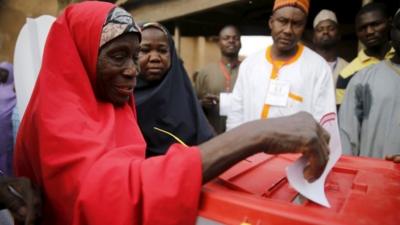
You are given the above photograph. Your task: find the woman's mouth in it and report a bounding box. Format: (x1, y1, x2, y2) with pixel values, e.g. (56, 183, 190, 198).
(115, 86, 133, 95)
(148, 68, 163, 74)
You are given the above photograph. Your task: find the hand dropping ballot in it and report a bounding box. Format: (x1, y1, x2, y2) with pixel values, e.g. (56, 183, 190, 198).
(286, 113, 342, 207)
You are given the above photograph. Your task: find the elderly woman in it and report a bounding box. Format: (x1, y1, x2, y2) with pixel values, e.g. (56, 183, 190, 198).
(134, 23, 214, 157)
(14, 2, 329, 225)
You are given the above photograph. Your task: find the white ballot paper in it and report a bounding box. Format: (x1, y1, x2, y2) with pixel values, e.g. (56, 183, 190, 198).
(286, 112, 342, 207)
(219, 93, 232, 116)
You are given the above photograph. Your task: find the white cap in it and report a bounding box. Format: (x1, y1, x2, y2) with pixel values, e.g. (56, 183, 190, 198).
(313, 9, 338, 28)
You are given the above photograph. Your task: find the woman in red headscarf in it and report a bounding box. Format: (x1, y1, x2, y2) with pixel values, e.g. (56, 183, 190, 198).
(14, 2, 330, 225)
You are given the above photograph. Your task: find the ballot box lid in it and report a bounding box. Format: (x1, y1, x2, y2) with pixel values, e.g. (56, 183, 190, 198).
(199, 153, 400, 225)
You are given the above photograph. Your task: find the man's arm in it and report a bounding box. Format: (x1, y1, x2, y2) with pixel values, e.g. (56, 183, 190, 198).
(338, 73, 363, 156)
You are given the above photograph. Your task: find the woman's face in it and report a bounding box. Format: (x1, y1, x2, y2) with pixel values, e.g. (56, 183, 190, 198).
(96, 33, 140, 106)
(138, 27, 171, 82)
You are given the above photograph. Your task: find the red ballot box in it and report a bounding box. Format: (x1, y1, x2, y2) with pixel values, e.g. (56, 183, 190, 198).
(198, 153, 400, 225)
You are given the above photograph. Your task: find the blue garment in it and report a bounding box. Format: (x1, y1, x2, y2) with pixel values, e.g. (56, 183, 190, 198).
(11, 106, 20, 145)
(0, 62, 16, 176)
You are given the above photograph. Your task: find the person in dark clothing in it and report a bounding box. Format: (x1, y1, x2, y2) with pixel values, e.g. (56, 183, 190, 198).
(134, 22, 214, 157)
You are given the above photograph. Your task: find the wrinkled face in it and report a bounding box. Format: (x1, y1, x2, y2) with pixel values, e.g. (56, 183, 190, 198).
(269, 6, 307, 52)
(391, 14, 400, 55)
(356, 10, 389, 48)
(313, 20, 340, 48)
(139, 27, 171, 82)
(0, 68, 8, 83)
(218, 26, 241, 57)
(96, 33, 140, 107)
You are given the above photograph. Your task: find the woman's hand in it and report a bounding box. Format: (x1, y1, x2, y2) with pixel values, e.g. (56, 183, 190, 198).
(200, 111, 330, 183)
(259, 112, 330, 182)
(0, 176, 41, 225)
(385, 154, 400, 163)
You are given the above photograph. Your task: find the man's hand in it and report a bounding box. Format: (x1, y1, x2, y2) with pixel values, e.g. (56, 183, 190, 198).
(0, 176, 41, 225)
(385, 154, 400, 163)
(200, 93, 219, 108)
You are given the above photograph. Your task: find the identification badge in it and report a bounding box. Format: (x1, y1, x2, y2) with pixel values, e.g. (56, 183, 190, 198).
(219, 92, 232, 116)
(264, 80, 290, 106)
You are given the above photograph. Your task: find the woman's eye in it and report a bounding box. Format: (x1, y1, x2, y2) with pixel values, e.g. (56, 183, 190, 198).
(139, 47, 149, 53)
(159, 48, 169, 54)
(112, 53, 126, 60)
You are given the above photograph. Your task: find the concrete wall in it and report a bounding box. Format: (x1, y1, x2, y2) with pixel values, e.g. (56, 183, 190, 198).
(0, 0, 58, 62)
(179, 36, 220, 81)
(0, 0, 219, 79)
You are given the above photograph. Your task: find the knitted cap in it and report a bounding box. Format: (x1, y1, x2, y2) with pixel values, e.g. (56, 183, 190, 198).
(313, 9, 338, 28)
(273, 0, 310, 14)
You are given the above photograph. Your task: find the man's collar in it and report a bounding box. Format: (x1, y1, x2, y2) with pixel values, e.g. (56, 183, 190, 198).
(358, 47, 395, 63)
(221, 59, 241, 69)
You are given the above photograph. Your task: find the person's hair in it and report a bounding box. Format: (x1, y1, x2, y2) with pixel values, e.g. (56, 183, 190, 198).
(219, 25, 241, 37)
(356, 2, 388, 22)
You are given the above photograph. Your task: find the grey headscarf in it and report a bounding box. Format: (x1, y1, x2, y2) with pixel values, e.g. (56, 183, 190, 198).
(100, 7, 141, 48)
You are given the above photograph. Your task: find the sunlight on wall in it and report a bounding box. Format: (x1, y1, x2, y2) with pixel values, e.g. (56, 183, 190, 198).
(239, 36, 273, 58)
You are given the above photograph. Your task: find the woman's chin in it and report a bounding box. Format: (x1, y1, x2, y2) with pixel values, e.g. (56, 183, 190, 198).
(143, 73, 164, 82)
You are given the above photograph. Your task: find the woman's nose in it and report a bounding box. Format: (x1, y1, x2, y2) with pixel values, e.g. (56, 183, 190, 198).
(123, 60, 138, 77)
(149, 51, 161, 62)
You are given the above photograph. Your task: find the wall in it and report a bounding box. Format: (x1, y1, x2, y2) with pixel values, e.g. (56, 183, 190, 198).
(179, 36, 220, 81)
(0, 0, 95, 62)
(0, 0, 58, 62)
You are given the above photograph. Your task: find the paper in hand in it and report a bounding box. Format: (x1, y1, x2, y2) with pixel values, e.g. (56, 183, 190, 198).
(286, 113, 342, 207)
(219, 93, 232, 116)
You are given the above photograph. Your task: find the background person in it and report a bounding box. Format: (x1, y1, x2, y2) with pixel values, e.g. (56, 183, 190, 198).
(336, 2, 393, 109)
(134, 22, 214, 157)
(0, 62, 16, 176)
(227, 0, 336, 130)
(194, 25, 242, 134)
(339, 8, 400, 159)
(312, 9, 348, 84)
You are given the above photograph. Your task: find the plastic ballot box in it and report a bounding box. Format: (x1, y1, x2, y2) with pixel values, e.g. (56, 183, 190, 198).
(197, 153, 400, 225)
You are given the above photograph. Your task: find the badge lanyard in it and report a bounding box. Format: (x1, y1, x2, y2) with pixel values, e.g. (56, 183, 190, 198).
(261, 45, 304, 119)
(219, 61, 235, 92)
